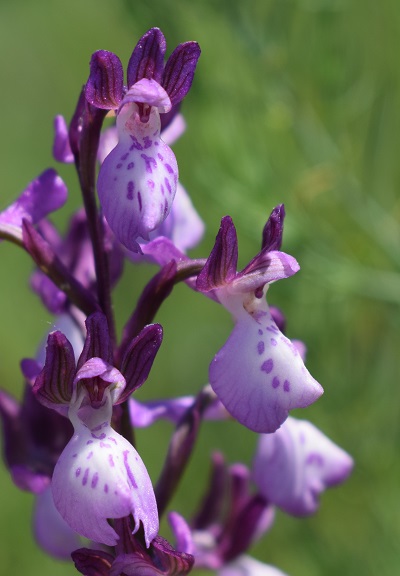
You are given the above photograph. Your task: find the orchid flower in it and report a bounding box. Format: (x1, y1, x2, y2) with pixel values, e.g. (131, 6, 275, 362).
(253, 416, 353, 516)
(33, 312, 162, 547)
(84, 27, 201, 252)
(196, 207, 323, 433)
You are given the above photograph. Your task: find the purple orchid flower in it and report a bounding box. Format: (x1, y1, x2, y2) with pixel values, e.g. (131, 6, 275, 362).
(0, 169, 67, 243)
(33, 312, 162, 547)
(196, 207, 323, 434)
(84, 27, 200, 252)
(252, 417, 354, 516)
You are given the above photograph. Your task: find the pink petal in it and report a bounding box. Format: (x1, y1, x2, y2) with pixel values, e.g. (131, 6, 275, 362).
(209, 294, 323, 433)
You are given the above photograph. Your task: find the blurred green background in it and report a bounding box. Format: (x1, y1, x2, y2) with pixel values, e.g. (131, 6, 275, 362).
(1, 0, 399, 574)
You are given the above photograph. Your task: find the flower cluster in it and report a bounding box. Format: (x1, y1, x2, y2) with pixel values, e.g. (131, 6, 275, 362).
(0, 27, 352, 576)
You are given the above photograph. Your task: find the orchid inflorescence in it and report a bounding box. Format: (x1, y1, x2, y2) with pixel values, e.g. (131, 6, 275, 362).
(0, 27, 352, 576)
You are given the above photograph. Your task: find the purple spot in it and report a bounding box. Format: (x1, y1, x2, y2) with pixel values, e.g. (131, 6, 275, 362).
(91, 432, 106, 440)
(138, 191, 142, 211)
(82, 468, 89, 486)
(100, 442, 111, 448)
(157, 153, 164, 161)
(123, 450, 138, 488)
(108, 454, 115, 467)
(164, 163, 174, 174)
(104, 484, 109, 493)
(116, 163, 122, 169)
(306, 453, 324, 466)
(121, 152, 129, 161)
(147, 179, 155, 190)
(163, 198, 169, 217)
(72, 453, 77, 458)
(130, 135, 143, 150)
(257, 341, 265, 355)
(143, 136, 152, 149)
(160, 184, 165, 196)
(127, 180, 134, 200)
(86, 451, 93, 460)
(283, 380, 291, 392)
(258, 329, 263, 335)
(154, 141, 159, 146)
(164, 177, 171, 194)
(86, 440, 93, 445)
(75, 467, 81, 477)
(113, 177, 118, 182)
(272, 376, 280, 388)
(91, 472, 99, 488)
(271, 338, 277, 346)
(141, 153, 157, 174)
(127, 162, 135, 170)
(92, 424, 102, 432)
(108, 437, 117, 444)
(153, 130, 158, 137)
(261, 359, 274, 374)
(267, 325, 279, 334)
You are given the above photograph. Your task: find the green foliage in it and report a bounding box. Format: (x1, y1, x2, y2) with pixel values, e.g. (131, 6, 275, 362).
(0, 1, 399, 575)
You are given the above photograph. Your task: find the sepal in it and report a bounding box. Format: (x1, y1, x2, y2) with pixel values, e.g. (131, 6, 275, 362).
(127, 28, 167, 87)
(162, 42, 201, 106)
(261, 204, 285, 251)
(85, 50, 124, 110)
(72, 548, 114, 576)
(196, 216, 238, 292)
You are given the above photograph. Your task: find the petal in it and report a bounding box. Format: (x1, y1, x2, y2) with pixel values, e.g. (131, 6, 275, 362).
(97, 103, 178, 252)
(33, 486, 82, 559)
(52, 418, 158, 547)
(234, 250, 299, 293)
(148, 182, 205, 253)
(129, 396, 194, 427)
(127, 28, 167, 87)
(98, 125, 118, 164)
(261, 204, 285, 251)
(209, 296, 323, 433)
(85, 50, 124, 110)
(253, 417, 353, 516)
(197, 216, 238, 292)
(72, 548, 114, 576)
(33, 331, 76, 410)
(162, 42, 201, 106)
(53, 115, 74, 163)
(122, 79, 172, 113)
(119, 324, 163, 402)
(0, 169, 67, 241)
(161, 113, 186, 146)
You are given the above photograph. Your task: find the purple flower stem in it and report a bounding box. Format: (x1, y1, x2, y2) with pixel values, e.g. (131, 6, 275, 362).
(70, 96, 116, 345)
(22, 220, 99, 316)
(155, 385, 215, 517)
(119, 258, 206, 362)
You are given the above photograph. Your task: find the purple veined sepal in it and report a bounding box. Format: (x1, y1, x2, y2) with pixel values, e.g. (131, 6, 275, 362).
(97, 93, 178, 252)
(252, 417, 354, 516)
(51, 386, 159, 547)
(0, 169, 67, 243)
